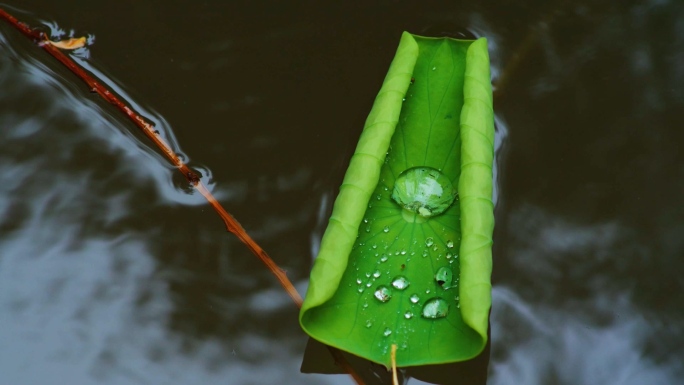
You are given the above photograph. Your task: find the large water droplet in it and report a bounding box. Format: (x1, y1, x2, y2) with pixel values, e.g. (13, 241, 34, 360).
(391, 167, 457, 218)
(374, 285, 392, 302)
(421, 298, 449, 319)
(435, 266, 453, 288)
(409, 294, 420, 304)
(391, 276, 410, 290)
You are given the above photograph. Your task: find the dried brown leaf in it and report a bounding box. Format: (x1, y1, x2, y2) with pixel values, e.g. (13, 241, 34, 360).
(48, 37, 86, 50)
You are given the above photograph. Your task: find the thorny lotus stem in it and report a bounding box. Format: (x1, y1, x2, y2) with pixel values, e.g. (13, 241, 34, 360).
(0, 7, 366, 385)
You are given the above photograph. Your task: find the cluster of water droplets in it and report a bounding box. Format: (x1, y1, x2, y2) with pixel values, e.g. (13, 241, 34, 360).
(350, 162, 465, 341)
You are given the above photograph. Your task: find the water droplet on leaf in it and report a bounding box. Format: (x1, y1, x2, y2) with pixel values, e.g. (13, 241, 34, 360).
(422, 298, 449, 319)
(435, 266, 453, 288)
(409, 294, 420, 304)
(374, 286, 392, 302)
(391, 276, 410, 290)
(425, 237, 434, 247)
(383, 328, 392, 337)
(391, 167, 457, 218)
(383, 226, 390, 233)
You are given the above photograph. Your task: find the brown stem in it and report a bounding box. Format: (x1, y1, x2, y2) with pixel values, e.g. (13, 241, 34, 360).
(0, 7, 365, 385)
(0, 6, 302, 308)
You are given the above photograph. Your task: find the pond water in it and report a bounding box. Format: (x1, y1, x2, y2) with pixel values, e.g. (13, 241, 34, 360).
(1, 1, 683, 384)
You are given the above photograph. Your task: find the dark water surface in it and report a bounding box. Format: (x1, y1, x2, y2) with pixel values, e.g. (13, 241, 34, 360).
(1, 1, 683, 384)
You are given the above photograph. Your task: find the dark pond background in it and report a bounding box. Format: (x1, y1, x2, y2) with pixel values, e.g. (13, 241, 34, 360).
(1, 1, 683, 384)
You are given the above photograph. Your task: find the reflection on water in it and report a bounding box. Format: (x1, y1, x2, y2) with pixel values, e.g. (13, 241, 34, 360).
(489, 209, 684, 384)
(0, 12, 334, 385)
(2, 1, 684, 384)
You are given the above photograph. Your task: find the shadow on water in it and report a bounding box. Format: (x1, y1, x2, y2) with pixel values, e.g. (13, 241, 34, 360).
(1, 1, 684, 384)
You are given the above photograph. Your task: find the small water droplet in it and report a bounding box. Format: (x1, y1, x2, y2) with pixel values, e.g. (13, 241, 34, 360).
(435, 266, 453, 288)
(365, 272, 371, 278)
(380, 254, 388, 263)
(433, 246, 438, 251)
(373, 270, 381, 278)
(356, 278, 362, 285)
(364, 218, 369, 223)
(400, 249, 407, 255)
(425, 289, 431, 294)
(422, 249, 428, 257)
(446, 253, 452, 259)
(409, 294, 420, 303)
(372, 244, 378, 249)
(425, 237, 434, 247)
(422, 298, 449, 319)
(365, 320, 373, 328)
(446, 240, 454, 248)
(365, 226, 371, 232)
(358, 287, 364, 293)
(432, 66, 436, 71)
(383, 328, 392, 337)
(402, 97, 406, 102)
(374, 286, 392, 302)
(363, 302, 369, 308)
(383, 226, 390, 233)
(391, 276, 410, 290)
(366, 282, 372, 287)
(376, 194, 381, 200)
(404, 311, 413, 319)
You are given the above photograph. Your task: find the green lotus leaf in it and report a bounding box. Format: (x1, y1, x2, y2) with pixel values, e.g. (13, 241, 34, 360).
(300, 31, 494, 367)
